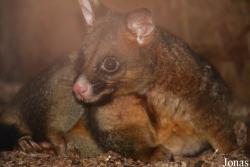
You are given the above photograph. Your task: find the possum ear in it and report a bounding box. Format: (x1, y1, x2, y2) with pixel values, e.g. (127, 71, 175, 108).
(78, 0, 108, 26)
(78, 0, 95, 26)
(126, 8, 155, 46)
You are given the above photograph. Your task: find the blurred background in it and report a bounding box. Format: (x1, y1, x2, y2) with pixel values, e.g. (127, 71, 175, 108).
(0, 0, 249, 103)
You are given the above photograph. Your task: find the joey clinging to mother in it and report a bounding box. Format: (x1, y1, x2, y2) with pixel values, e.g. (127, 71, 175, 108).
(74, 0, 237, 156)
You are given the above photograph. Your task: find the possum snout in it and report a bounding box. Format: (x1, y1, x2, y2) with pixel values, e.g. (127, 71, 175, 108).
(73, 75, 93, 102)
(73, 74, 117, 103)
(73, 83, 88, 101)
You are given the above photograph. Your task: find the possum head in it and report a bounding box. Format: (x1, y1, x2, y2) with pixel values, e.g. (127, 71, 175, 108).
(74, 0, 158, 103)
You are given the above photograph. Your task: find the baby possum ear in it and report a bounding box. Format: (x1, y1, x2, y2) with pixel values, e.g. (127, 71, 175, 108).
(126, 8, 156, 46)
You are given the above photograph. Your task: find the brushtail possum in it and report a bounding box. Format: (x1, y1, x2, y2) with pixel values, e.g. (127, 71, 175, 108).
(73, 0, 238, 156)
(0, 53, 162, 160)
(0, 0, 164, 159)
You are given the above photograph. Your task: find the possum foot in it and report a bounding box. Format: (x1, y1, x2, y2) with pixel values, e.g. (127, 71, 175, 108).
(18, 136, 55, 154)
(65, 143, 81, 159)
(150, 146, 174, 162)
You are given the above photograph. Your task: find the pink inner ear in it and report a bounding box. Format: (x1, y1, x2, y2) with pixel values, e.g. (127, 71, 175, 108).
(78, 0, 95, 26)
(126, 9, 155, 45)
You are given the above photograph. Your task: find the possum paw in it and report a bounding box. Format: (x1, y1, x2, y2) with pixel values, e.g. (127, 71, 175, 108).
(150, 146, 174, 162)
(18, 136, 54, 154)
(65, 143, 81, 159)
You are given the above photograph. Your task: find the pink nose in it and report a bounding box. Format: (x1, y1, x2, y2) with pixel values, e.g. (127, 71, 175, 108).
(73, 83, 88, 100)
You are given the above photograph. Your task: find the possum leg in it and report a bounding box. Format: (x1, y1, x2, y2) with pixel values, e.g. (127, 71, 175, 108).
(46, 131, 68, 155)
(65, 117, 102, 158)
(193, 107, 237, 153)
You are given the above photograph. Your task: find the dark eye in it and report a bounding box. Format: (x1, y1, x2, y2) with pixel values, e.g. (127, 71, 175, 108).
(101, 57, 120, 73)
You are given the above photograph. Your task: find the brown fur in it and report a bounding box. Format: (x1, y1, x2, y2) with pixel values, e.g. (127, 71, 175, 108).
(75, 8, 237, 156)
(0, 52, 165, 160)
(0, 53, 87, 153)
(88, 95, 163, 160)
(66, 94, 166, 161)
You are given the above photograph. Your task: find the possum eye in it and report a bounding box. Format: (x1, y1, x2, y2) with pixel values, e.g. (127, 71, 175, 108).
(101, 57, 120, 73)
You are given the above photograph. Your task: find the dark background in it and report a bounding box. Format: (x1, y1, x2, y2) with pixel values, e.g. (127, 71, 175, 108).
(0, 0, 249, 102)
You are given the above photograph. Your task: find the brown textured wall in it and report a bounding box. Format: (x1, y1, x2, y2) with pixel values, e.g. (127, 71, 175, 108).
(0, 0, 86, 80)
(0, 0, 249, 102)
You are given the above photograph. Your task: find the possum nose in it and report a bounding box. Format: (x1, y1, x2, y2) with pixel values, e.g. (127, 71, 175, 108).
(73, 84, 88, 100)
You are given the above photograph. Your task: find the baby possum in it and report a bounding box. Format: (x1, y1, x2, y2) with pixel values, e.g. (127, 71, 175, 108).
(0, 53, 101, 156)
(74, 0, 238, 156)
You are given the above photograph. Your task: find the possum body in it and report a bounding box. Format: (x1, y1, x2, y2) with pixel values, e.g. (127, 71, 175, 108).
(0, 53, 100, 156)
(73, 0, 238, 156)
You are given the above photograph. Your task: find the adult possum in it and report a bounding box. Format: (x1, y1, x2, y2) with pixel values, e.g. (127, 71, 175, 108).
(73, 0, 239, 156)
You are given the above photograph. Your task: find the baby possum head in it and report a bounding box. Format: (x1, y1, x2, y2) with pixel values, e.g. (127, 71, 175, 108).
(73, 7, 158, 103)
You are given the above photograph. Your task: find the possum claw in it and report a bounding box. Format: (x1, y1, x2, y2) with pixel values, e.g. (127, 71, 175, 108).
(18, 136, 53, 153)
(18, 136, 42, 152)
